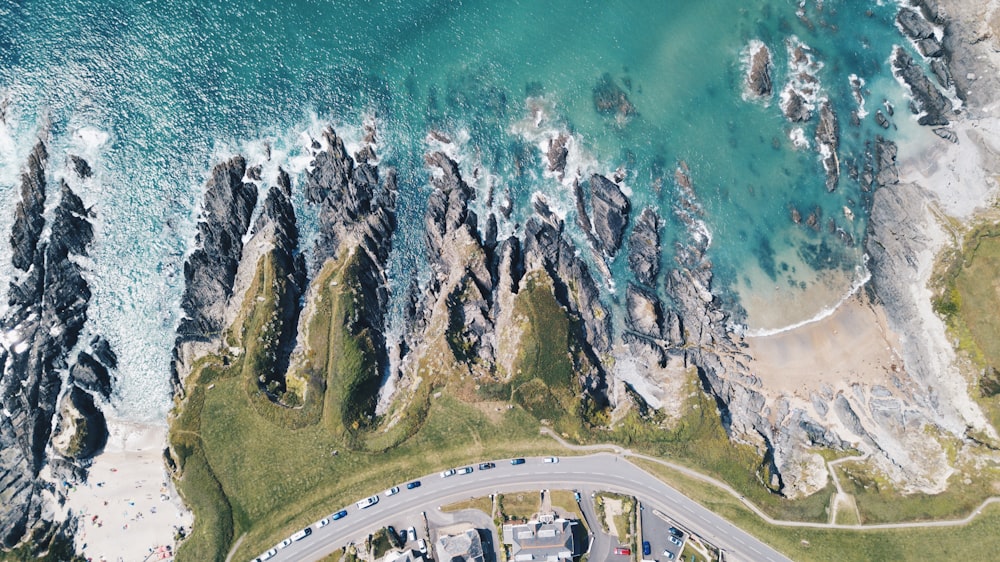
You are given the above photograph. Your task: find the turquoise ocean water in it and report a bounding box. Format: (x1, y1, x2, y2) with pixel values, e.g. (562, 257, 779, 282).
(0, 0, 931, 420)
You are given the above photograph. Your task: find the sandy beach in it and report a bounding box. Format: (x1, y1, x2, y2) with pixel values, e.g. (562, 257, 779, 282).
(63, 421, 192, 562)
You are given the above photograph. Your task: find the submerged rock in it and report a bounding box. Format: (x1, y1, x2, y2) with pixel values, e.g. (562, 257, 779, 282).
(815, 101, 840, 192)
(593, 73, 636, 120)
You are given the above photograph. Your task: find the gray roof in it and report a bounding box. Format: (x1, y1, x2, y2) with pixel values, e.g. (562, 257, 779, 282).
(435, 528, 485, 562)
(503, 519, 575, 562)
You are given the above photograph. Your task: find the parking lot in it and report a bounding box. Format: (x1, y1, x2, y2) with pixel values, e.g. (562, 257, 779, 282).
(640, 504, 687, 561)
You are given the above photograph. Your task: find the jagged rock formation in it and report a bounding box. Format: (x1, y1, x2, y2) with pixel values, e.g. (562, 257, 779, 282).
(815, 100, 840, 192)
(893, 47, 951, 126)
(745, 41, 773, 98)
(546, 134, 569, 179)
(0, 144, 116, 549)
(175, 158, 258, 346)
(628, 208, 660, 287)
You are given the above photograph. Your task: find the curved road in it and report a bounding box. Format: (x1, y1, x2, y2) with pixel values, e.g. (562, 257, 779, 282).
(258, 453, 791, 562)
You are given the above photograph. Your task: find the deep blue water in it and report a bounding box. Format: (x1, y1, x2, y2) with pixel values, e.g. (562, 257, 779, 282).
(0, 0, 932, 420)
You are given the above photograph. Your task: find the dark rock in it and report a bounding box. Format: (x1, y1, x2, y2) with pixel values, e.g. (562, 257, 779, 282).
(176, 157, 257, 343)
(781, 90, 812, 122)
(69, 155, 92, 179)
(593, 73, 636, 119)
(546, 134, 569, 178)
(893, 48, 950, 126)
(587, 174, 631, 257)
(815, 101, 840, 192)
(628, 207, 660, 286)
(69, 352, 113, 400)
(916, 37, 943, 58)
(933, 127, 958, 143)
(89, 336, 118, 371)
(746, 42, 773, 98)
(54, 387, 107, 460)
(897, 8, 935, 40)
(930, 58, 953, 89)
(875, 110, 890, 129)
(10, 142, 47, 272)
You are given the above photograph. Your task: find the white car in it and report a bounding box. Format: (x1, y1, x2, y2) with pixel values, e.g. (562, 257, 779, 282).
(407, 527, 417, 542)
(543, 456, 559, 463)
(417, 538, 428, 553)
(669, 536, 683, 547)
(663, 550, 675, 560)
(385, 486, 400, 496)
(356, 495, 379, 509)
(277, 538, 292, 549)
(259, 548, 277, 561)
(457, 466, 473, 475)
(441, 468, 456, 478)
(315, 516, 331, 529)
(291, 527, 312, 541)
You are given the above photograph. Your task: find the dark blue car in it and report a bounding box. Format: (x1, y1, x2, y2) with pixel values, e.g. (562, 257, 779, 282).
(331, 510, 348, 520)
(510, 458, 526, 465)
(642, 541, 651, 556)
(406, 480, 421, 489)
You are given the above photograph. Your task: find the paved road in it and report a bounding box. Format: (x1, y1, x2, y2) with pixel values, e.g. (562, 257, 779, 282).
(255, 453, 792, 562)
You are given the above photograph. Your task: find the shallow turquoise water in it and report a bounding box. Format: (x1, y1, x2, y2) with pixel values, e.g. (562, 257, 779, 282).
(0, 0, 925, 419)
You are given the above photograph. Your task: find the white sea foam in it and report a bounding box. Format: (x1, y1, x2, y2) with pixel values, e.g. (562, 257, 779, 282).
(849, 74, 869, 119)
(779, 36, 824, 122)
(789, 127, 810, 149)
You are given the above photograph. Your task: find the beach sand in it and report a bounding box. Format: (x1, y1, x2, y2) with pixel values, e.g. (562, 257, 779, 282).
(64, 421, 192, 562)
(746, 294, 904, 398)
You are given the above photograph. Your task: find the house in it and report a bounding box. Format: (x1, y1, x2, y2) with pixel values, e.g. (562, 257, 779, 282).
(435, 528, 486, 562)
(502, 516, 576, 562)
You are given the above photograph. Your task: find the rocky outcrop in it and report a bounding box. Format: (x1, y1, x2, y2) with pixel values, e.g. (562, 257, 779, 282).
(585, 174, 631, 257)
(175, 157, 258, 345)
(593, 73, 636, 120)
(546, 134, 569, 179)
(893, 47, 951, 126)
(70, 155, 92, 179)
(628, 207, 660, 286)
(745, 41, 773, 98)
(0, 149, 115, 548)
(875, 136, 899, 187)
(815, 101, 840, 192)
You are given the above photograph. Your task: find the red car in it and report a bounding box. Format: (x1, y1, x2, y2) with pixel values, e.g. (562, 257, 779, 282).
(614, 546, 631, 555)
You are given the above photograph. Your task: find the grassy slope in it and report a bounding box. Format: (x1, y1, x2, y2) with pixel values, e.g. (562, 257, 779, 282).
(173, 240, 1000, 562)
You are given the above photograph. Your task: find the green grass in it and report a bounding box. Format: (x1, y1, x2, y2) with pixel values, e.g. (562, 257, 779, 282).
(637, 458, 1000, 562)
(499, 491, 542, 521)
(442, 496, 493, 514)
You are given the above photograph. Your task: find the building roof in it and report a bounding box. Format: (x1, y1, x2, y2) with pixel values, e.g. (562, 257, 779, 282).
(435, 528, 485, 562)
(502, 518, 575, 562)
(382, 549, 424, 562)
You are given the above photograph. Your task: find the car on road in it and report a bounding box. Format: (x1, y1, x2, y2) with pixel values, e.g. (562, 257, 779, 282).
(613, 546, 630, 555)
(668, 526, 683, 537)
(642, 541, 651, 556)
(662, 550, 675, 559)
(290, 527, 312, 541)
(479, 462, 495, 470)
(406, 480, 421, 489)
(277, 538, 292, 549)
(259, 548, 277, 561)
(510, 458, 526, 465)
(669, 536, 683, 547)
(331, 509, 348, 520)
(315, 516, 331, 529)
(385, 486, 400, 496)
(441, 468, 457, 478)
(457, 466, 473, 475)
(357, 495, 379, 509)
(406, 527, 417, 543)
(543, 456, 559, 463)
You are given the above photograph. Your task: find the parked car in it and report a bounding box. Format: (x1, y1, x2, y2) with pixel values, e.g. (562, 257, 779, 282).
(669, 536, 683, 547)
(331, 509, 348, 520)
(441, 468, 457, 478)
(573, 491, 581, 502)
(662, 550, 675, 560)
(259, 548, 277, 561)
(277, 538, 292, 549)
(385, 486, 400, 496)
(290, 527, 312, 541)
(543, 456, 559, 463)
(457, 466, 473, 475)
(417, 538, 428, 553)
(668, 526, 683, 537)
(614, 546, 630, 555)
(510, 458, 526, 465)
(315, 516, 331, 529)
(479, 462, 495, 470)
(407, 527, 417, 543)
(642, 541, 651, 556)
(406, 480, 422, 489)
(356, 495, 379, 509)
